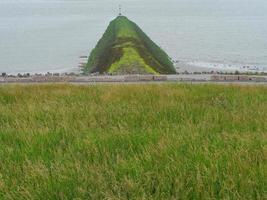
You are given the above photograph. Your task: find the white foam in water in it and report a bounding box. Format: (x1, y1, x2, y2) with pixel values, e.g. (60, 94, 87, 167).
(186, 61, 267, 73)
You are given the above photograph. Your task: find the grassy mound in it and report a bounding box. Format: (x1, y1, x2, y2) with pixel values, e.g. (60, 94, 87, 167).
(85, 16, 176, 74)
(0, 84, 266, 199)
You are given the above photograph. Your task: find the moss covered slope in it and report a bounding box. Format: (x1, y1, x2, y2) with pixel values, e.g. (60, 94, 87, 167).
(85, 16, 176, 74)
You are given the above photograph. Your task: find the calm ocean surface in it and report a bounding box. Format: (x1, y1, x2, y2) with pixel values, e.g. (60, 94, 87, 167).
(0, 0, 267, 74)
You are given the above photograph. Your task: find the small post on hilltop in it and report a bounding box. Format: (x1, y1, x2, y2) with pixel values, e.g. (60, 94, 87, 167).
(119, 5, 122, 16)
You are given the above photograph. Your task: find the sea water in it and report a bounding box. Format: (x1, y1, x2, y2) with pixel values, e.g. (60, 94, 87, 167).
(0, 0, 267, 74)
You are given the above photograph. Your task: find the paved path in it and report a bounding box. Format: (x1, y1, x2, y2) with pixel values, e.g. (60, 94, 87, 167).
(0, 74, 266, 85)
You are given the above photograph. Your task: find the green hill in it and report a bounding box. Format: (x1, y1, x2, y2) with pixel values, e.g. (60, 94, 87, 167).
(85, 16, 176, 74)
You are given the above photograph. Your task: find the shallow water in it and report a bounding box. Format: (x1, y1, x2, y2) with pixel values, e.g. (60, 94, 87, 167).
(0, 0, 267, 74)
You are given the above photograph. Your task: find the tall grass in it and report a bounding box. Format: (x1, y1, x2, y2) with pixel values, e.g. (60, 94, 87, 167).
(0, 84, 266, 199)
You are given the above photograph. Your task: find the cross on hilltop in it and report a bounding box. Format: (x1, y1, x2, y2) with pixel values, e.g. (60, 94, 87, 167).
(119, 5, 122, 16)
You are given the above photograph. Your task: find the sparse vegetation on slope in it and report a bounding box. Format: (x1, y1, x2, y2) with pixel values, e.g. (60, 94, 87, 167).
(0, 84, 266, 199)
(85, 16, 176, 74)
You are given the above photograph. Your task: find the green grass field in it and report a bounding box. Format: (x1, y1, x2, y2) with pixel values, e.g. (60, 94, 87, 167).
(0, 84, 266, 200)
